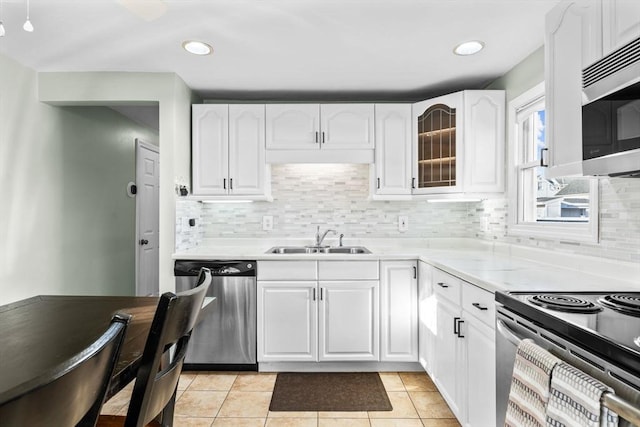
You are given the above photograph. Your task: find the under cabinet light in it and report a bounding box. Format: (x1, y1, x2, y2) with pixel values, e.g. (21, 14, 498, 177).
(200, 200, 253, 204)
(427, 198, 483, 203)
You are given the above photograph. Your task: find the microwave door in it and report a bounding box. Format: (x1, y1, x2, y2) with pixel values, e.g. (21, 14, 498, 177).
(615, 99, 640, 152)
(582, 101, 614, 160)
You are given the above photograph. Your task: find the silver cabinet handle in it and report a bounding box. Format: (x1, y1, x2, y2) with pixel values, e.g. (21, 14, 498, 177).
(472, 302, 488, 311)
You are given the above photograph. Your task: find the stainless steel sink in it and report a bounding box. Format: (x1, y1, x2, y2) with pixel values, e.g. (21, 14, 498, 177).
(266, 246, 371, 254)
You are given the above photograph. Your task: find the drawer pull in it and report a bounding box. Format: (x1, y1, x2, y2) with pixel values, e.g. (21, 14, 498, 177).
(437, 282, 449, 288)
(472, 302, 488, 311)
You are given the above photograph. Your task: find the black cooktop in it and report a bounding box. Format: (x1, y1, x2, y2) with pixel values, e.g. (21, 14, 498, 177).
(496, 291, 640, 379)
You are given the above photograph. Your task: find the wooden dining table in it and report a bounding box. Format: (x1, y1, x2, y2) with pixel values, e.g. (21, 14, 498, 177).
(0, 295, 160, 406)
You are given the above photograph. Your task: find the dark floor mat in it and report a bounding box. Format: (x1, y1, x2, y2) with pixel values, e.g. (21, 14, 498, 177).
(269, 372, 393, 412)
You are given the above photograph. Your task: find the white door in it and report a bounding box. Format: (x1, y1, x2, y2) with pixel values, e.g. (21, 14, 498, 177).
(257, 281, 317, 362)
(465, 318, 496, 427)
(265, 104, 319, 150)
(228, 105, 266, 195)
(380, 261, 418, 362)
(192, 104, 229, 195)
(318, 281, 379, 361)
(320, 104, 375, 150)
(374, 104, 412, 196)
(433, 296, 464, 419)
(136, 139, 159, 296)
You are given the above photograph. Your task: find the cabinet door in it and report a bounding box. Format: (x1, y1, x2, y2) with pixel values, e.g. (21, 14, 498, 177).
(380, 261, 418, 362)
(320, 104, 375, 150)
(602, 0, 640, 57)
(374, 104, 412, 196)
(257, 281, 317, 362)
(418, 262, 436, 375)
(412, 92, 464, 194)
(464, 317, 496, 427)
(265, 104, 319, 150)
(433, 296, 464, 421)
(545, 0, 601, 177)
(463, 91, 505, 193)
(318, 281, 379, 361)
(228, 105, 266, 195)
(192, 105, 229, 195)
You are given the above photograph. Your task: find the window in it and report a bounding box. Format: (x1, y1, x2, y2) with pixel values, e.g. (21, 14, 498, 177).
(508, 83, 599, 242)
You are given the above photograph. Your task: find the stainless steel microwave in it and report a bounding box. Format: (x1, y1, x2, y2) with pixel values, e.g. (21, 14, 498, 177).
(582, 37, 640, 177)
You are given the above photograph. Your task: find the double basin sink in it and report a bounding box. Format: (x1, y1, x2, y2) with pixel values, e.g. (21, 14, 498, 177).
(266, 246, 371, 254)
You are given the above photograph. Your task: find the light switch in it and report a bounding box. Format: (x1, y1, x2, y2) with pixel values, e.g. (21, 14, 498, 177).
(398, 215, 409, 232)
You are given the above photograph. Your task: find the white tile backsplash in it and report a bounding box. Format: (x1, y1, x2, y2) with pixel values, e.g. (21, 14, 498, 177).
(175, 165, 639, 263)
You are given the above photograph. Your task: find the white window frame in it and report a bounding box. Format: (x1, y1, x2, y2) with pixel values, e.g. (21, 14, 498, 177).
(507, 82, 599, 243)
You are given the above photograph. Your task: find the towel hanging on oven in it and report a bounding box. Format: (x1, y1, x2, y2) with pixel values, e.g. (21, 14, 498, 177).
(505, 338, 562, 427)
(547, 362, 618, 427)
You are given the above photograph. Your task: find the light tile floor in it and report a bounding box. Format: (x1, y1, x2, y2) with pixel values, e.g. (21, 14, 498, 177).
(101, 371, 461, 427)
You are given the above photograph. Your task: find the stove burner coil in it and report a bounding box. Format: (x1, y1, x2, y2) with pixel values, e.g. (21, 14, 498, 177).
(528, 294, 602, 314)
(599, 294, 640, 317)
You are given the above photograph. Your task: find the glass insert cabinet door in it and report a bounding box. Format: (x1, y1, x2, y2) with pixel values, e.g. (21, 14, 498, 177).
(412, 92, 463, 193)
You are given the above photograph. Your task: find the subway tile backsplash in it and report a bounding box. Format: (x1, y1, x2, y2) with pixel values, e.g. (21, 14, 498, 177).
(175, 164, 640, 262)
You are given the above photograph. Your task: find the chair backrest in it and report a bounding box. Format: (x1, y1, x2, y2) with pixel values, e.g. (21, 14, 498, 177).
(0, 313, 130, 427)
(124, 268, 212, 427)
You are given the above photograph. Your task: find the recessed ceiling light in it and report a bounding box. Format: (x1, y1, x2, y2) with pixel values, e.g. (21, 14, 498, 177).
(182, 40, 213, 56)
(453, 40, 484, 56)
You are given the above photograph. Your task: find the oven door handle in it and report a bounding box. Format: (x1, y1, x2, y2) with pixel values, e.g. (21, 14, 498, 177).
(496, 319, 524, 347)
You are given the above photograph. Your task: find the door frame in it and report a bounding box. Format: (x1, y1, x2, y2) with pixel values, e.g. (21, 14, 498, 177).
(135, 138, 160, 296)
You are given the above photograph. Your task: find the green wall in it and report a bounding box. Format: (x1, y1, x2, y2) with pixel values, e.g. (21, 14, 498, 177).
(0, 53, 158, 303)
(485, 46, 545, 101)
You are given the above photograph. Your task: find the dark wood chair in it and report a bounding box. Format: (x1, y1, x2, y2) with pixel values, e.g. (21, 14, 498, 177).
(0, 313, 130, 427)
(98, 267, 212, 427)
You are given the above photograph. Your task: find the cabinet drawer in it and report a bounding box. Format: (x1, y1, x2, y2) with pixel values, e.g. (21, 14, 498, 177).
(258, 261, 317, 280)
(462, 283, 495, 328)
(318, 260, 379, 280)
(432, 268, 461, 304)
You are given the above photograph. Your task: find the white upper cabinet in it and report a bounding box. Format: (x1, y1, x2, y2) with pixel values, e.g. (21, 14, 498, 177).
(545, 0, 602, 177)
(320, 104, 375, 150)
(265, 104, 319, 150)
(228, 105, 267, 195)
(265, 104, 375, 163)
(373, 104, 413, 198)
(602, 0, 640, 57)
(192, 104, 268, 198)
(192, 104, 229, 195)
(411, 90, 505, 195)
(463, 91, 505, 193)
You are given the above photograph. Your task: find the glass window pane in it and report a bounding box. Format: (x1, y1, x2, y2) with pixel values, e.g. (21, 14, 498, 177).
(536, 174, 590, 223)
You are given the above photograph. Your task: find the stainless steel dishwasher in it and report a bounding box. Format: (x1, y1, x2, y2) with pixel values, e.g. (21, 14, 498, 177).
(174, 260, 257, 370)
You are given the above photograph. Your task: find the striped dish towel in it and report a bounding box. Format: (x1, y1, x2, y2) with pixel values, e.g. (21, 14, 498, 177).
(505, 339, 562, 427)
(546, 362, 618, 427)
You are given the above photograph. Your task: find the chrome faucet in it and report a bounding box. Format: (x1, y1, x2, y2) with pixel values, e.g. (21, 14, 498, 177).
(315, 226, 337, 247)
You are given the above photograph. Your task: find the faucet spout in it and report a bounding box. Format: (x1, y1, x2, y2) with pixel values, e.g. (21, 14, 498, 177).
(315, 226, 337, 247)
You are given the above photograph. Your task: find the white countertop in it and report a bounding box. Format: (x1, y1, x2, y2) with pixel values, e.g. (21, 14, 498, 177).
(173, 238, 640, 294)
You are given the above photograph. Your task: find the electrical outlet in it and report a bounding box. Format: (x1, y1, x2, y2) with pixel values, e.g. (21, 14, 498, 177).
(262, 215, 273, 231)
(398, 215, 409, 232)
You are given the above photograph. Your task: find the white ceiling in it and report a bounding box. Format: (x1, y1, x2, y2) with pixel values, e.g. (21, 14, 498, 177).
(0, 0, 560, 100)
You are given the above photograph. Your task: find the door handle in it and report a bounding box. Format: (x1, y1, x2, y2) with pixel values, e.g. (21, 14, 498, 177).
(456, 319, 465, 338)
(139, 239, 149, 245)
(472, 302, 488, 311)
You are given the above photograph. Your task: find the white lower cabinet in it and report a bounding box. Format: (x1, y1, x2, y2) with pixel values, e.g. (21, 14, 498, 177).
(423, 266, 496, 427)
(257, 281, 317, 362)
(257, 260, 380, 363)
(319, 281, 379, 361)
(380, 260, 418, 362)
